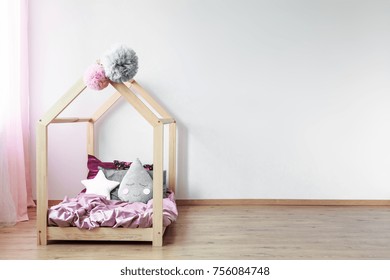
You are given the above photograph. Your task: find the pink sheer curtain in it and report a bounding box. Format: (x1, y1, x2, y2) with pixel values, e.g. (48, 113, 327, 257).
(0, 0, 34, 227)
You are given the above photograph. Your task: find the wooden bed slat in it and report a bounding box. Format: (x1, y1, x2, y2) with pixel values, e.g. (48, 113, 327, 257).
(47, 227, 166, 242)
(51, 117, 92, 123)
(159, 118, 175, 124)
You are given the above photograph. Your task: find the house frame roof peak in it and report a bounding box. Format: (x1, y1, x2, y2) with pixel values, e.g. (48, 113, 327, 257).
(40, 78, 173, 127)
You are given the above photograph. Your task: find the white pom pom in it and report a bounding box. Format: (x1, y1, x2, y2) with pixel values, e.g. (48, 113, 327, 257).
(101, 44, 138, 83)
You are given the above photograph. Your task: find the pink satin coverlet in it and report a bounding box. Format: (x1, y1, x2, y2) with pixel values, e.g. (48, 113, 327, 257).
(48, 193, 178, 229)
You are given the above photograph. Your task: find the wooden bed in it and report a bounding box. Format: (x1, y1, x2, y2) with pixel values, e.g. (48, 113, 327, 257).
(36, 79, 176, 246)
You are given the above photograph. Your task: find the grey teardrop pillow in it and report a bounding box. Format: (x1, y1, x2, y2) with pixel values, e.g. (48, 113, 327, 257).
(118, 158, 153, 203)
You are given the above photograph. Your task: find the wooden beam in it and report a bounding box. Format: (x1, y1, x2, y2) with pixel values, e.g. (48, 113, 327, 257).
(40, 78, 86, 126)
(51, 117, 92, 123)
(47, 198, 390, 207)
(129, 80, 172, 118)
(169, 122, 176, 193)
(152, 124, 164, 246)
(91, 91, 122, 122)
(175, 199, 390, 206)
(36, 122, 48, 245)
(47, 227, 153, 241)
(111, 82, 159, 126)
(159, 118, 175, 124)
(87, 121, 94, 155)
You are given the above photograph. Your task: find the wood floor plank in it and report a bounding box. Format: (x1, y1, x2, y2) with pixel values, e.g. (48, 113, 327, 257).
(0, 205, 390, 259)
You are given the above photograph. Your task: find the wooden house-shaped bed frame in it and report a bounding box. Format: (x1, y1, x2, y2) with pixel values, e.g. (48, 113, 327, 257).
(36, 79, 176, 246)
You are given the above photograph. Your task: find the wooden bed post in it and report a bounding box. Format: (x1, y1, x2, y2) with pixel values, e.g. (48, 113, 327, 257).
(87, 121, 94, 155)
(36, 78, 86, 246)
(153, 123, 164, 246)
(169, 122, 176, 193)
(36, 121, 48, 245)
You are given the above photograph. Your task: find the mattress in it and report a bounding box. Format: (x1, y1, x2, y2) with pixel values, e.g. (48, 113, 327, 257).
(48, 192, 178, 229)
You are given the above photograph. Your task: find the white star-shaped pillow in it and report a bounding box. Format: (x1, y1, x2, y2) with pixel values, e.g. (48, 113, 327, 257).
(81, 170, 120, 200)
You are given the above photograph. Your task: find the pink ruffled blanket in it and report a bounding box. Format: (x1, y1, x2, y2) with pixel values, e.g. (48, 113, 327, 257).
(48, 193, 178, 229)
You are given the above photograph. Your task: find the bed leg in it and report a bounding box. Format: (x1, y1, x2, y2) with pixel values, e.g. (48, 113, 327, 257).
(153, 235, 163, 246)
(37, 228, 47, 245)
(36, 122, 48, 245)
(152, 124, 164, 247)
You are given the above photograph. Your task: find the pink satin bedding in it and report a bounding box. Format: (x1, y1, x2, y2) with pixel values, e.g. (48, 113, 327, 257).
(48, 192, 178, 229)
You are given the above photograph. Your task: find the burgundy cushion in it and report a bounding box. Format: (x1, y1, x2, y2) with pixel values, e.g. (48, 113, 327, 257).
(87, 154, 153, 179)
(87, 155, 117, 179)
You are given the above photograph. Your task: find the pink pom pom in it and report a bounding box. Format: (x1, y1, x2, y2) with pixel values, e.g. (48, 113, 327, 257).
(83, 64, 109, 90)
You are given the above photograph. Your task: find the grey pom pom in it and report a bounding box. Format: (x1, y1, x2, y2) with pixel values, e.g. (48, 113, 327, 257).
(101, 45, 138, 83)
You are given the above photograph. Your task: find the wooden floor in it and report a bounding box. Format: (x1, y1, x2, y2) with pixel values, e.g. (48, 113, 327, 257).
(1, 205, 390, 259)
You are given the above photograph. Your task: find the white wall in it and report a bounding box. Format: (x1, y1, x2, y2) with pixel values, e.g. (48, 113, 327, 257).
(30, 0, 390, 200)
